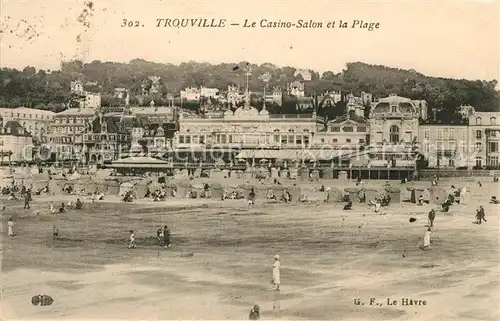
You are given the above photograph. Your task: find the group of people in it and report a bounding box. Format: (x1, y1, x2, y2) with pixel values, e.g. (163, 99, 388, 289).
(127, 225, 173, 249)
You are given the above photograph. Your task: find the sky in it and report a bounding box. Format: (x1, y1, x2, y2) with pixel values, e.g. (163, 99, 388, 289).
(0, 0, 499, 84)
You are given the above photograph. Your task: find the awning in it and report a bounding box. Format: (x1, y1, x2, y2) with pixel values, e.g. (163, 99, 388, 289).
(107, 156, 173, 169)
(235, 149, 355, 161)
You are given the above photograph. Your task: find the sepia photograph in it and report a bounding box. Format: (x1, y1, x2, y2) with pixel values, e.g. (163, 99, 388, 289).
(0, 0, 499, 320)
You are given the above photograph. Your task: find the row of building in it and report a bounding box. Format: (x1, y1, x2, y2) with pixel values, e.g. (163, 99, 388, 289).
(0, 93, 499, 169)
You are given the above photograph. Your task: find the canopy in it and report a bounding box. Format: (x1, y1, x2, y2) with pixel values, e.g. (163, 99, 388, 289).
(108, 156, 172, 169)
(235, 149, 353, 161)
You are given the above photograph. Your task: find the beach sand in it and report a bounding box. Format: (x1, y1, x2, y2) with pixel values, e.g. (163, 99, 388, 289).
(1, 179, 499, 320)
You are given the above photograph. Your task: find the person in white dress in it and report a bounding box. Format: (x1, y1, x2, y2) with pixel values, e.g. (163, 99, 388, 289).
(272, 255, 281, 291)
(8, 218, 15, 236)
(423, 228, 432, 249)
(49, 203, 56, 214)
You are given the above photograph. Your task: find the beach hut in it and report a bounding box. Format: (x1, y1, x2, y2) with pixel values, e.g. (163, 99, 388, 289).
(363, 187, 384, 202)
(119, 182, 135, 196)
(384, 186, 401, 203)
(164, 182, 177, 198)
(135, 181, 149, 198)
(406, 187, 425, 203)
(85, 181, 98, 195)
(289, 168, 298, 179)
(322, 168, 334, 180)
(48, 180, 62, 195)
(344, 187, 362, 202)
(105, 180, 120, 195)
(210, 183, 224, 199)
(175, 180, 193, 198)
(286, 185, 302, 203)
(280, 169, 289, 178)
(427, 186, 447, 204)
(298, 167, 309, 180)
(325, 187, 343, 203)
(310, 169, 320, 181)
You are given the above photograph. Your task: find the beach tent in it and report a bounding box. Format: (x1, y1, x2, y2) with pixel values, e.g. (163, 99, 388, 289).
(427, 186, 447, 204)
(48, 179, 62, 195)
(119, 182, 135, 196)
(135, 181, 149, 198)
(344, 187, 362, 203)
(286, 185, 302, 203)
(325, 187, 343, 203)
(298, 167, 309, 180)
(210, 183, 224, 199)
(105, 180, 120, 195)
(363, 187, 385, 202)
(85, 181, 99, 195)
(384, 186, 401, 203)
(406, 187, 425, 203)
(322, 168, 334, 179)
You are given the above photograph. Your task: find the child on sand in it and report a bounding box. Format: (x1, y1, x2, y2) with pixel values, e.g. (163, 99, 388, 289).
(249, 305, 260, 320)
(7, 218, 15, 236)
(128, 230, 136, 249)
(272, 255, 281, 291)
(423, 228, 432, 250)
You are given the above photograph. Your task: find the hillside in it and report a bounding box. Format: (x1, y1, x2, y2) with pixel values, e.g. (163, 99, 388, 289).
(0, 60, 498, 113)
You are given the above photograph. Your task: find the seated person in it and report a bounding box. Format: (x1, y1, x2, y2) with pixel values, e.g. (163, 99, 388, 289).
(75, 198, 83, 209)
(8, 192, 17, 200)
(490, 196, 500, 204)
(59, 203, 66, 213)
(299, 193, 308, 202)
(319, 185, 325, 192)
(343, 201, 353, 210)
(441, 200, 450, 212)
(417, 195, 424, 205)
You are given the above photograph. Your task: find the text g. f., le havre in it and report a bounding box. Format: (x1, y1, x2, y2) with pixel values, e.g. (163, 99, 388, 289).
(155, 18, 380, 31)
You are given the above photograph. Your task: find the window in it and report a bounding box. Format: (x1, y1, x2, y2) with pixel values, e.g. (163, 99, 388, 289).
(475, 157, 483, 167)
(303, 136, 309, 146)
(359, 139, 365, 144)
(179, 136, 184, 144)
(199, 136, 205, 144)
(391, 105, 397, 113)
(185, 136, 191, 144)
(346, 138, 351, 143)
(357, 126, 366, 132)
(331, 127, 340, 132)
(281, 136, 288, 145)
(296, 137, 302, 145)
(437, 129, 443, 139)
(476, 130, 482, 139)
(274, 135, 280, 143)
(488, 142, 498, 152)
(288, 135, 294, 144)
(424, 130, 430, 140)
(332, 138, 338, 143)
(488, 130, 497, 137)
(389, 125, 399, 143)
(221, 135, 227, 144)
(476, 142, 482, 151)
(476, 117, 482, 125)
(343, 126, 353, 132)
(448, 159, 455, 167)
(487, 156, 499, 167)
(490, 117, 496, 125)
(449, 129, 455, 140)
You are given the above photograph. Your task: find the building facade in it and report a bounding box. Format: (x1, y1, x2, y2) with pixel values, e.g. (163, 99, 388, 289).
(47, 108, 96, 162)
(368, 94, 420, 167)
(314, 112, 369, 150)
(418, 120, 469, 168)
(84, 115, 131, 164)
(0, 120, 33, 163)
(468, 111, 500, 169)
(0, 107, 55, 139)
(175, 101, 322, 151)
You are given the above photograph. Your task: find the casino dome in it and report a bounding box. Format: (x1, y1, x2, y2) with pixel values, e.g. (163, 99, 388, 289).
(371, 94, 418, 117)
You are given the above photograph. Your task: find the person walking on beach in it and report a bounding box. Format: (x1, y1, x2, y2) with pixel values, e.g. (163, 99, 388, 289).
(7, 218, 15, 236)
(476, 206, 487, 224)
(272, 255, 281, 291)
(163, 225, 171, 248)
(423, 228, 432, 250)
(128, 230, 137, 249)
(428, 209, 436, 227)
(249, 304, 260, 320)
(24, 190, 30, 209)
